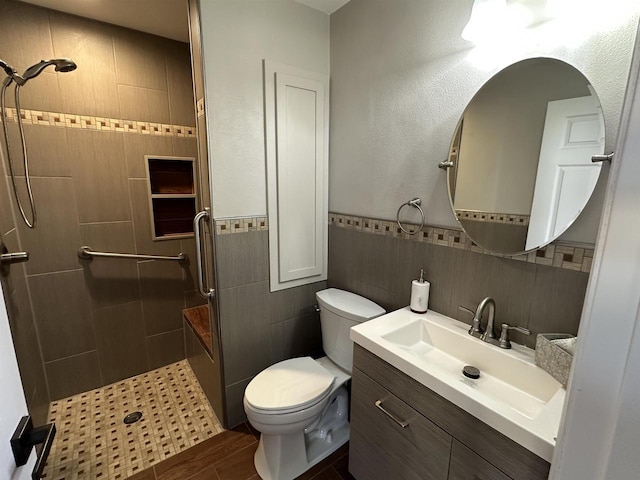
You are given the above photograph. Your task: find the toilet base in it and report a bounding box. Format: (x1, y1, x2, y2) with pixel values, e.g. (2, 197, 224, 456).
(247, 357, 352, 480)
(254, 421, 349, 480)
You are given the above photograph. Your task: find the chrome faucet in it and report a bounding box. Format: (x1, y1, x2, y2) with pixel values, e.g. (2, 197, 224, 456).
(460, 297, 496, 340)
(477, 297, 497, 341)
(459, 297, 531, 349)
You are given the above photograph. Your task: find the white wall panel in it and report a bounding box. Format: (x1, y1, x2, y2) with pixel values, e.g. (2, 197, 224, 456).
(266, 64, 329, 290)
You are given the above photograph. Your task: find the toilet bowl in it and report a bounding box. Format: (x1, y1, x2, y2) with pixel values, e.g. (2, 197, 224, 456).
(243, 289, 385, 480)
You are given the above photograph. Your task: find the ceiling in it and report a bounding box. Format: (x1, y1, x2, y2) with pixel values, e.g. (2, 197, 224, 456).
(19, 0, 352, 43)
(295, 0, 351, 14)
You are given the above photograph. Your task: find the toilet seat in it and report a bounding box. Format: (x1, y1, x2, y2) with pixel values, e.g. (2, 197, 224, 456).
(245, 357, 335, 414)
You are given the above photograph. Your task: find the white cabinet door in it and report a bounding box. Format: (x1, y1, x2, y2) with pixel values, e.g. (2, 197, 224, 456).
(265, 61, 329, 291)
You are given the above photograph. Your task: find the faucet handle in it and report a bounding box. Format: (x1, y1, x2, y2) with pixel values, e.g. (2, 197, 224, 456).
(499, 323, 531, 349)
(459, 306, 483, 336)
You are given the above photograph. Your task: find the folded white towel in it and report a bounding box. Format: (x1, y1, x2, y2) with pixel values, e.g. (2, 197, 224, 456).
(551, 337, 577, 355)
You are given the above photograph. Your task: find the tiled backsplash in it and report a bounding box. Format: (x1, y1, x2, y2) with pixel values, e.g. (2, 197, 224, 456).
(215, 213, 594, 273)
(329, 213, 594, 273)
(328, 222, 589, 350)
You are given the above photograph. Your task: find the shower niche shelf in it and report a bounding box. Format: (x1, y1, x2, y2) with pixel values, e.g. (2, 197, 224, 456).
(145, 156, 196, 240)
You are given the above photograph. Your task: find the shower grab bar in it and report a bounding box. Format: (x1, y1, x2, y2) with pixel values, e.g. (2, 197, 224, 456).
(78, 246, 188, 264)
(194, 209, 215, 299)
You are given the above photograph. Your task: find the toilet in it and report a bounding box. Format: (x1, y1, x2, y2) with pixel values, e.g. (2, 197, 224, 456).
(243, 288, 385, 480)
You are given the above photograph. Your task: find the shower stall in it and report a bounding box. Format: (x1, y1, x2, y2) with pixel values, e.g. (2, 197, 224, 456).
(0, 0, 224, 476)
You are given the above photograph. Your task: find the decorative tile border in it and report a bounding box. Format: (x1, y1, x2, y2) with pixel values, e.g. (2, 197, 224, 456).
(196, 97, 205, 119)
(456, 209, 530, 226)
(211, 212, 594, 272)
(0, 107, 196, 138)
(215, 216, 268, 235)
(329, 212, 594, 273)
(215, 212, 593, 273)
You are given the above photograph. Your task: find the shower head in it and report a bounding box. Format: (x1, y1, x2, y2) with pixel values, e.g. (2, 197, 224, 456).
(20, 58, 77, 84)
(53, 58, 77, 73)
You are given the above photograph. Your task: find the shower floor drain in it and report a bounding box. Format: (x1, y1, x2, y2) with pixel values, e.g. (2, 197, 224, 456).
(123, 412, 143, 425)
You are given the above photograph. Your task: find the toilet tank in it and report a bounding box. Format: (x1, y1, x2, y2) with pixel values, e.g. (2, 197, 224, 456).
(315, 289, 385, 373)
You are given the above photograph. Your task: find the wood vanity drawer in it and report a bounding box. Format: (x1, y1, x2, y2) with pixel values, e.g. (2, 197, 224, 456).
(350, 366, 452, 480)
(353, 345, 550, 480)
(449, 440, 512, 480)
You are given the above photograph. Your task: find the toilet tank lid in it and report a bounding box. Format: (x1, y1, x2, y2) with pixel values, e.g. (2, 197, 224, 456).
(316, 288, 385, 322)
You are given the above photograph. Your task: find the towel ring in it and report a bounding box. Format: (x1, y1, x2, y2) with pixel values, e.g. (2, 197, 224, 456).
(396, 198, 424, 235)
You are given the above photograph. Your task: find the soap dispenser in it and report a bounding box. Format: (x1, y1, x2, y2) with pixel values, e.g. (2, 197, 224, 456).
(410, 269, 430, 313)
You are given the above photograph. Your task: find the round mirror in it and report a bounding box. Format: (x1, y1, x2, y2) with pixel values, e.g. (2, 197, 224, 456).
(447, 58, 605, 255)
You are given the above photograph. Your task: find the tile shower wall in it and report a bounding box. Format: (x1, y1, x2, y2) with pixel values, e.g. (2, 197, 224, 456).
(328, 224, 589, 349)
(0, 0, 204, 401)
(214, 228, 327, 427)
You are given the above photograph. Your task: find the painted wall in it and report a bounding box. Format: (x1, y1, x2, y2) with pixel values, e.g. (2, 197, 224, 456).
(198, 0, 330, 219)
(329, 0, 639, 245)
(196, 0, 331, 426)
(0, 0, 200, 402)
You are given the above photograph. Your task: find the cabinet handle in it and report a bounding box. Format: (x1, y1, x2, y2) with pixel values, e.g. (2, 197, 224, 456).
(374, 400, 409, 428)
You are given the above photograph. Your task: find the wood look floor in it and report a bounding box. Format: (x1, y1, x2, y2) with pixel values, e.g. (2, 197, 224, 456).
(127, 423, 354, 480)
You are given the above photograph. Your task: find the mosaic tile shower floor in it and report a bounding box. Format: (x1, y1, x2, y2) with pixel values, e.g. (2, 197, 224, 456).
(42, 360, 223, 480)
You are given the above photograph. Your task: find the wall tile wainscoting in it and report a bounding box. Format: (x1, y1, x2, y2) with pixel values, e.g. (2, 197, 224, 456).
(327, 213, 590, 350)
(213, 225, 327, 427)
(214, 215, 589, 351)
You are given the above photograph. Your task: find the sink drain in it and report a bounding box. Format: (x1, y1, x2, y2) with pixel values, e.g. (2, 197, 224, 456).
(462, 365, 480, 379)
(123, 411, 143, 425)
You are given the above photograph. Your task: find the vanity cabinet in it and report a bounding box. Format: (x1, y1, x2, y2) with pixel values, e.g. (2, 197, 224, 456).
(349, 345, 550, 480)
(350, 364, 452, 480)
